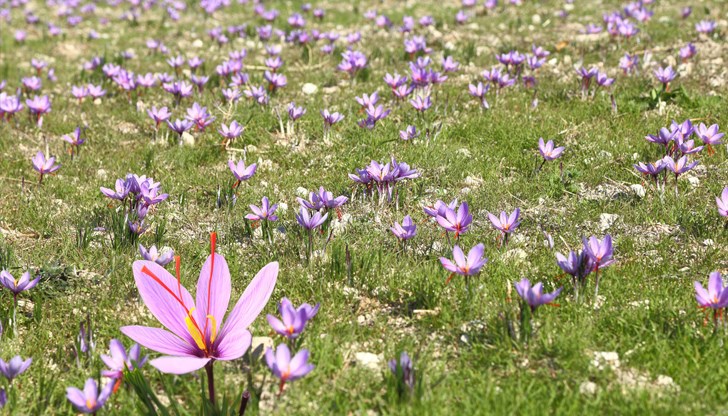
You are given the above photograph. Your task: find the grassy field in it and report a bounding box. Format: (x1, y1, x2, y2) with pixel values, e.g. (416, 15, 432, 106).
(1, 0, 728, 414)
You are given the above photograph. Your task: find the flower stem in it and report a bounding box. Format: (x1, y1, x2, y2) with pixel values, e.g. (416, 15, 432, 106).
(205, 361, 216, 407)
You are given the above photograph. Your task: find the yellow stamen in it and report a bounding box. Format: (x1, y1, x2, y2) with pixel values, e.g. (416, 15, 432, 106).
(86, 399, 96, 409)
(186, 308, 207, 351)
(206, 314, 218, 343)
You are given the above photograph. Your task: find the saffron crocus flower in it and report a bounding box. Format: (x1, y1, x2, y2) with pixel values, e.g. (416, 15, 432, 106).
(32, 151, 61, 183)
(654, 66, 676, 89)
(0, 356, 32, 382)
(66, 379, 114, 414)
(391, 215, 417, 241)
(295, 207, 327, 230)
(695, 20, 716, 34)
(62, 127, 85, 156)
(321, 110, 344, 128)
(121, 234, 279, 374)
(663, 155, 698, 188)
(696, 123, 723, 154)
(487, 208, 521, 236)
(399, 125, 418, 141)
(246, 197, 279, 222)
(100, 339, 147, 379)
(695, 272, 728, 309)
(100, 179, 130, 201)
(139, 244, 174, 266)
(556, 250, 594, 286)
(228, 160, 257, 185)
(716, 187, 728, 217)
(265, 344, 314, 392)
(515, 278, 562, 312)
(267, 297, 320, 339)
(147, 106, 171, 129)
(409, 94, 432, 112)
(26, 95, 51, 126)
(388, 352, 415, 392)
(218, 121, 244, 143)
(436, 201, 472, 238)
(583, 234, 613, 299)
(538, 138, 564, 161)
(439, 244, 487, 284)
(424, 199, 457, 219)
(167, 119, 194, 137)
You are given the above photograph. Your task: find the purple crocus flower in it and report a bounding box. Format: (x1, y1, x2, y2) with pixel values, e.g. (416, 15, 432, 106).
(663, 155, 698, 176)
(100, 339, 147, 380)
(436, 201, 472, 238)
(355, 92, 379, 108)
(321, 109, 344, 128)
(185, 103, 215, 132)
(246, 197, 279, 222)
(388, 352, 415, 392)
(265, 344, 314, 392)
(399, 125, 419, 141)
(695, 20, 716, 34)
(139, 244, 174, 266)
(654, 66, 676, 89)
(266, 297, 319, 339)
(696, 123, 723, 153)
(218, 121, 244, 143)
(31, 151, 60, 182)
(287, 102, 306, 121)
(424, 199, 457, 219)
(391, 215, 417, 241)
(717, 187, 728, 217)
(66, 378, 114, 414)
(121, 234, 279, 374)
(679, 43, 697, 62)
(556, 250, 594, 284)
(62, 127, 85, 155)
(147, 106, 171, 129)
(295, 207, 328, 230)
(100, 179, 130, 201)
(439, 244, 487, 284)
(26, 95, 51, 126)
(538, 138, 564, 161)
(167, 119, 194, 137)
(228, 160, 257, 184)
(583, 235, 614, 271)
(0, 356, 32, 382)
(409, 94, 432, 112)
(633, 160, 666, 180)
(515, 278, 562, 312)
(487, 208, 521, 235)
(264, 71, 287, 91)
(695, 272, 728, 309)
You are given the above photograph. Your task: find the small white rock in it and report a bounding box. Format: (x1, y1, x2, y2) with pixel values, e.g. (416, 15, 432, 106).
(354, 352, 381, 370)
(579, 381, 598, 395)
(301, 83, 318, 95)
(630, 184, 646, 198)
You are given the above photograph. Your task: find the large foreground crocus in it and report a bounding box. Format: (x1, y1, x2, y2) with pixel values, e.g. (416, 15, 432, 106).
(121, 233, 279, 375)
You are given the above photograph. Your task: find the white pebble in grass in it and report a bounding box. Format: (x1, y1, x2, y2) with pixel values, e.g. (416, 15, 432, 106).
(181, 132, 195, 146)
(579, 381, 598, 395)
(296, 187, 309, 197)
(302, 83, 318, 95)
(599, 213, 619, 231)
(353, 352, 381, 370)
(630, 184, 645, 198)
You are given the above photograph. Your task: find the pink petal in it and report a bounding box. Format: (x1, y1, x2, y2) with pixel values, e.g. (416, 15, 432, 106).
(214, 328, 252, 361)
(121, 326, 198, 356)
(132, 260, 197, 344)
(150, 356, 211, 374)
(195, 253, 231, 336)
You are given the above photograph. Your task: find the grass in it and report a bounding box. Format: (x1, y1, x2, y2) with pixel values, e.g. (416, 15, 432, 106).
(0, 0, 727, 414)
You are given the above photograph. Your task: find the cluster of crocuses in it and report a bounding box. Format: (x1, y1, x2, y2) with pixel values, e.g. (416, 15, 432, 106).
(295, 186, 347, 254)
(555, 234, 615, 300)
(575, 66, 615, 100)
(468, 45, 549, 109)
(635, 119, 723, 195)
(349, 157, 419, 203)
(100, 173, 169, 236)
(354, 92, 392, 130)
(265, 298, 319, 393)
(66, 339, 146, 414)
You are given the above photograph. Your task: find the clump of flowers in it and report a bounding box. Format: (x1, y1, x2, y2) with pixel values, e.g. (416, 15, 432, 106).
(100, 174, 169, 243)
(349, 157, 419, 204)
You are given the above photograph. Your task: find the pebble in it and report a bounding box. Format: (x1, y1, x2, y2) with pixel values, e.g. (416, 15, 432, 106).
(353, 352, 381, 370)
(302, 83, 318, 95)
